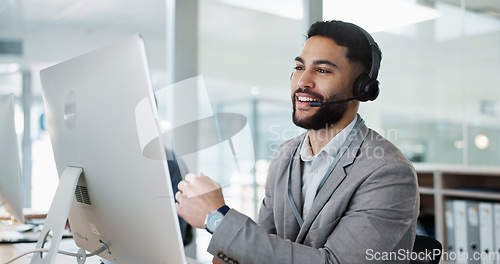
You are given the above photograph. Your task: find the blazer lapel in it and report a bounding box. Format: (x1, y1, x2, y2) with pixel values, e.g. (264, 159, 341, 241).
(284, 134, 305, 240)
(295, 119, 368, 243)
(290, 151, 303, 215)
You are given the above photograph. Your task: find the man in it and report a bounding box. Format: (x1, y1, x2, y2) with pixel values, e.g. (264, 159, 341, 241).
(176, 20, 419, 263)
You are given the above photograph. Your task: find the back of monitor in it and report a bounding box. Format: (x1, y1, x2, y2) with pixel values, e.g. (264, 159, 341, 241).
(0, 93, 24, 224)
(39, 35, 186, 264)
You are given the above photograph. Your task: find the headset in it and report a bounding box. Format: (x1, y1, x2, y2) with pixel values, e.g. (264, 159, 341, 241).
(352, 25, 381, 102)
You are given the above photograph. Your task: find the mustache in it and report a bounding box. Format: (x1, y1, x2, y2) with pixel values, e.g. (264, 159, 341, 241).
(292, 88, 324, 101)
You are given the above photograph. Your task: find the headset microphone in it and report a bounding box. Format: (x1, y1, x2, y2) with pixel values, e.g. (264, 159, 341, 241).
(309, 95, 362, 107)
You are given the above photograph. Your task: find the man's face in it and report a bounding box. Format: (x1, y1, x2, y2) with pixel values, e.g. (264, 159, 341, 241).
(291, 36, 356, 130)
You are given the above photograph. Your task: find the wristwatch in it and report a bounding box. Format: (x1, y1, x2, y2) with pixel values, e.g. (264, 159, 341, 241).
(205, 205, 230, 234)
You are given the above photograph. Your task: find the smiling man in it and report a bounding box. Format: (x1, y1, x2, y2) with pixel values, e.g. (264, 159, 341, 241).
(176, 20, 419, 264)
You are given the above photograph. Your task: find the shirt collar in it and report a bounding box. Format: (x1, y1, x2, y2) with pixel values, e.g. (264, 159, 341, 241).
(299, 115, 358, 162)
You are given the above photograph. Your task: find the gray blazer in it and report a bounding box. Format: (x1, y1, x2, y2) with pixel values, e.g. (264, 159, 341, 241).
(208, 116, 419, 263)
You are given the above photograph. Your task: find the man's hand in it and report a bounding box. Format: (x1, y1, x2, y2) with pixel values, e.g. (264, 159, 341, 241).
(175, 172, 226, 229)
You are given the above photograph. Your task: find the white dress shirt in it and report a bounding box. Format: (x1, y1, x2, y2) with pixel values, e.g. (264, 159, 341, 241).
(299, 115, 358, 218)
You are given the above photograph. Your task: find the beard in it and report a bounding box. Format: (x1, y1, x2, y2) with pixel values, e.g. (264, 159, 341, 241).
(292, 88, 349, 130)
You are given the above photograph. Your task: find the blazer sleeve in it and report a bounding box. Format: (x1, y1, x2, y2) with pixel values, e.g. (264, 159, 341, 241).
(323, 162, 418, 263)
(206, 161, 418, 264)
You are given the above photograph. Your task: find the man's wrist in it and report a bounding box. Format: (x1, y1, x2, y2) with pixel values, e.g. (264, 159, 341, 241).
(205, 205, 230, 234)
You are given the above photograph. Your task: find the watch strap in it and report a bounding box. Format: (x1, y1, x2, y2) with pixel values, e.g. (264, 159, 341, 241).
(217, 205, 230, 216)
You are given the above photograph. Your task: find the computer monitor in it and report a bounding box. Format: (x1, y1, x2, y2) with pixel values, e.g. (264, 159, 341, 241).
(39, 35, 187, 264)
(0, 93, 24, 224)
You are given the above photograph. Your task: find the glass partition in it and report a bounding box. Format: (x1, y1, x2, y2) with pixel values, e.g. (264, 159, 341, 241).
(0, 0, 167, 211)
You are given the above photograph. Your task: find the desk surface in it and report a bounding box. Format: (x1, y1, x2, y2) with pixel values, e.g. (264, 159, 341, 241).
(0, 240, 201, 264)
(0, 239, 101, 264)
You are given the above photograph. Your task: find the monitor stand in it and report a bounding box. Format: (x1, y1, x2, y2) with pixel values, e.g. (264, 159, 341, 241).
(30, 166, 83, 264)
(28, 166, 197, 264)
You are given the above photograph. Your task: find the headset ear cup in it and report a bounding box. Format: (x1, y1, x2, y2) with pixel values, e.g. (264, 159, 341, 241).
(365, 79, 380, 101)
(354, 73, 379, 102)
(354, 74, 370, 102)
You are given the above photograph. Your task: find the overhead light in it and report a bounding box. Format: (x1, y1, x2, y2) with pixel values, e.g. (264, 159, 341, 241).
(323, 0, 440, 33)
(250, 87, 260, 96)
(454, 140, 464, 149)
(474, 134, 489, 150)
(0, 63, 20, 74)
(159, 120, 172, 131)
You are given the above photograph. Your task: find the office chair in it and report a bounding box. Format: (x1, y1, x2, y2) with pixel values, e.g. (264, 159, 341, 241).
(410, 235, 442, 264)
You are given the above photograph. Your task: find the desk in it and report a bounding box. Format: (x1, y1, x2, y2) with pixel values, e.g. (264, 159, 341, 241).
(0, 240, 201, 264)
(0, 239, 101, 264)
(0, 209, 48, 222)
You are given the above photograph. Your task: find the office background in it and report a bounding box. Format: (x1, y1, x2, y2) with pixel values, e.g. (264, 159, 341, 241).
(1, 0, 499, 262)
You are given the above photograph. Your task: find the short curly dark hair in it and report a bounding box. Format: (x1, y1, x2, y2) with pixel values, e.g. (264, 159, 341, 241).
(307, 20, 380, 74)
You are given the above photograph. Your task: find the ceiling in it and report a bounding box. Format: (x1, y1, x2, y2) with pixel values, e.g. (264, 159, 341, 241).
(0, 0, 499, 126)
(0, 0, 498, 64)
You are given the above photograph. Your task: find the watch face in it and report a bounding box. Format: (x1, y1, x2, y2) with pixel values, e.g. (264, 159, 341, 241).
(206, 211, 224, 232)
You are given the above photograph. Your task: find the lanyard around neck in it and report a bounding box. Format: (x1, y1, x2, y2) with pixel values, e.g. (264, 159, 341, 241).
(286, 119, 365, 228)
